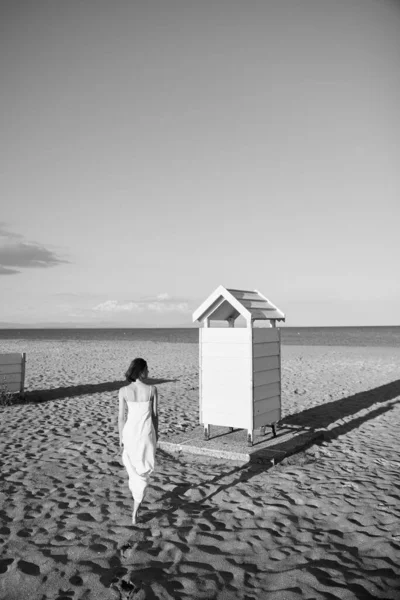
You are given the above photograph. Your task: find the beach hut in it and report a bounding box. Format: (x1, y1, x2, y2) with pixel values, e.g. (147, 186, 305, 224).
(192, 286, 285, 446)
(0, 353, 26, 396)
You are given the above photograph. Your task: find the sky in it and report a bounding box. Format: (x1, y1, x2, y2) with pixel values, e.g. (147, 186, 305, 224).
(1, 0, 399, 327)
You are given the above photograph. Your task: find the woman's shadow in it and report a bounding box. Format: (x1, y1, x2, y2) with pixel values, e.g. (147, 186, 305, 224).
(21, 377, 178, 404)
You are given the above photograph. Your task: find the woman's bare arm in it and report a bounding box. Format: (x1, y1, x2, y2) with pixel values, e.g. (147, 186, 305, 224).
(118, 389, 127, 448)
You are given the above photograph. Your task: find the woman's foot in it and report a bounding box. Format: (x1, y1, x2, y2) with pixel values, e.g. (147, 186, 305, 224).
(132, 500, 141, 525)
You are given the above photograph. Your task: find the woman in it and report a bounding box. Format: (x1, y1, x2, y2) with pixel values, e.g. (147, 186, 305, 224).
(118, 358, 158, 524)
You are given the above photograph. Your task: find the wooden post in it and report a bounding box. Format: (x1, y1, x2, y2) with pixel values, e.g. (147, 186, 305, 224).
(278, 326, 282, 422)
(204, 424, 210, 440)
(21, 352, 26, 395)
(199, 327, 203, 426)
(228, 317, 234, 328)
(249, 323, 254, 448)
(247, 429, 254, 447)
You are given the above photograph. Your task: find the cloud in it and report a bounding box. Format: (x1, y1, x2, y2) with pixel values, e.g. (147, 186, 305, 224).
(53, 292, 82, 297)
(0, 223, 23, 240)
(93, 297, 190, 314)
(0, 225, 69, 275)
(147, 301, 189, 313)
(93, 300, 144, 312)
(0, 243, 68, 268)
(0, 265, 20, 275)
(156, 292, 170, 300)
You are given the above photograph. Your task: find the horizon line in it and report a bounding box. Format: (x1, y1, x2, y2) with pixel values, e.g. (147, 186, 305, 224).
(1, 324, 400, 329)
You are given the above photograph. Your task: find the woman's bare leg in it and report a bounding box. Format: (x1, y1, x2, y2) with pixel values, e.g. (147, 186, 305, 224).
(132, 500, 141, 525)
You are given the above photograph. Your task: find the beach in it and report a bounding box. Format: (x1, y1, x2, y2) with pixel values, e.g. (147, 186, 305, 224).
(1, 334, 400, 599)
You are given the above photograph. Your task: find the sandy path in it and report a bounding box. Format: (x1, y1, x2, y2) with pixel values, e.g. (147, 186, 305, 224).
(1, 340, 400, 599)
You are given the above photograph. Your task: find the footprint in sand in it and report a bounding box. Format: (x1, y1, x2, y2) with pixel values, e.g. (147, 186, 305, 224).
(0, 559, 14, 574)
(89, 543, 108, 553)
(77, 512, 97, 522)
(17, 559, 41, 576)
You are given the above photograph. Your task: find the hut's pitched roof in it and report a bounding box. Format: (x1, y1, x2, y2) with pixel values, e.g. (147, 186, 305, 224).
(192, 285, 285, 324)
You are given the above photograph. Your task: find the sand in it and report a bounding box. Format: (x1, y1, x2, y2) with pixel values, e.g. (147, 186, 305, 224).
(1, 338, 400, 600)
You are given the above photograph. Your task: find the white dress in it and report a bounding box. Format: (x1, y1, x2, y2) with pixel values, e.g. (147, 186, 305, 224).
(119, 383, 156, 503)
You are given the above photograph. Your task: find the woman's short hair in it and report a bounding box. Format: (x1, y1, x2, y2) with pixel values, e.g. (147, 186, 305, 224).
(125, 358, 148, 382)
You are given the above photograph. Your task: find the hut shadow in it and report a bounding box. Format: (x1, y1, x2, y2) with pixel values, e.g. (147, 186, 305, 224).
(179, 378, 400, 449)
(146, 398, 400, 524)
(280, 378, 400, 430)
(115, 381, 400, 593)
(146, 379, 400, 520)
(20, 377, 178, 404)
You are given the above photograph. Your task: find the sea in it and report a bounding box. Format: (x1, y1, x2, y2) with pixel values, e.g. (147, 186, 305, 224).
(0, 327, 400, 347)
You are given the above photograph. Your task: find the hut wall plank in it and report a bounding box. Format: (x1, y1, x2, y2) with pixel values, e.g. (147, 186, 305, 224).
(253, 329, 279, 344)
(0, 353, 24, 365)
(1, 381, 21, 393)
(201, 356, 251, 375)
(253, 342, 279, 358)
(254, 407, 281, 429)
(0, 373, 22, 384)
(253, 369, 280, 388)
(253, 355, 280, 373)
(201, 358, 249, 389)
(201, 343, 251, 359)
(201, 328, 250, 344)
(201, 362, 251, 394)
(253, 382, 280, 402)
(0, 365, 23, 375)
(254, 395, 281, 416)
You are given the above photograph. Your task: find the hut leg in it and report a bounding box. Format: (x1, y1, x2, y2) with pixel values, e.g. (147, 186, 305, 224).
(247, 430, 254, 447)
(260, 426, 266, 436)
(272, 424, 277, 438)
(21, 352, 26, 395)
(228, 427, 234, 433)
(204, 424, 210, 440)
